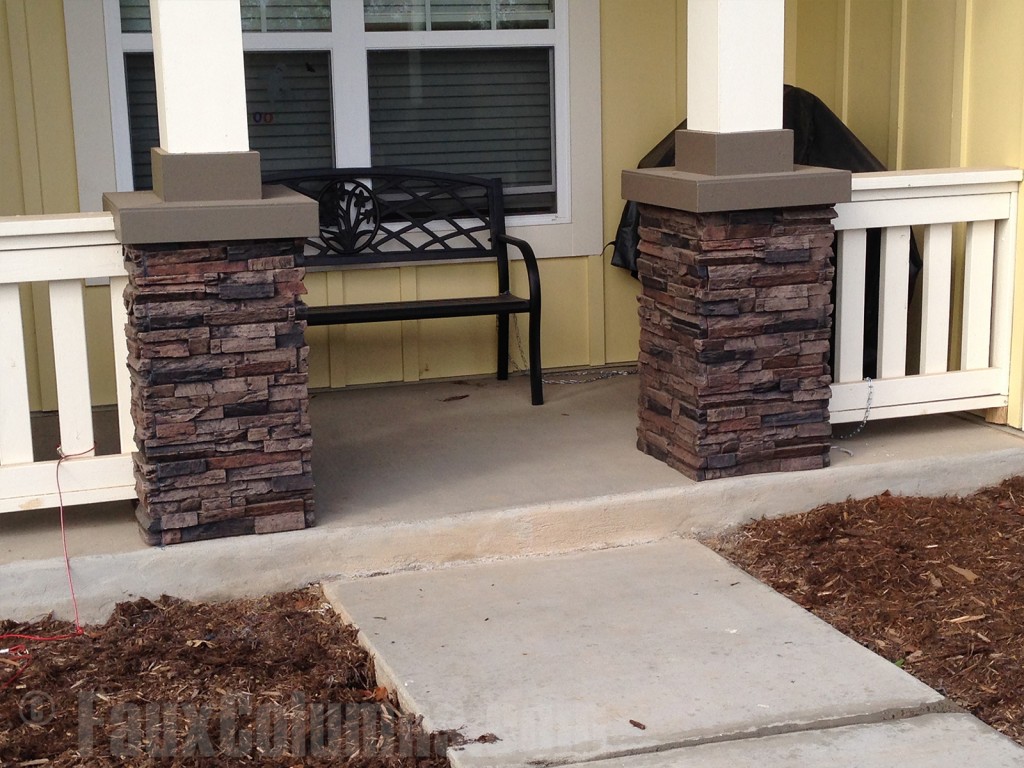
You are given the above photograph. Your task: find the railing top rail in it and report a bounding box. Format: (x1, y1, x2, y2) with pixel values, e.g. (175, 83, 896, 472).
(851, 166, 1023, 195)
(0, 212, 116, 244)
(0, 212, 124, 284)
(0, 213, 121, 276)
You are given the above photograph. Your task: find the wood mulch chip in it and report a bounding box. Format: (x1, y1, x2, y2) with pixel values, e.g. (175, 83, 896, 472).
(0, 586, 458, 766)
(707, 475, 1024, 746)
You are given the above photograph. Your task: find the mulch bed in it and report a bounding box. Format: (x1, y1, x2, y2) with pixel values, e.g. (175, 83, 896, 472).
(707, 475, 1024, 746)
(0, 587, 459, 766)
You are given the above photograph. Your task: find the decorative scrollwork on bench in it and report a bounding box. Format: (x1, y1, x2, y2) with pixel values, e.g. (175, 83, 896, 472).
(318, 179, 381, 254)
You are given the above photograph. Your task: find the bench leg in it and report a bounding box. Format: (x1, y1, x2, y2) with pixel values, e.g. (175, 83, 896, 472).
(497, 314, 510, 380)
(528, 308, 543, 406)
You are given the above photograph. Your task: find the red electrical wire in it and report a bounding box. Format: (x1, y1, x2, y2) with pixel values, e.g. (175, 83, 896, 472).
(0, 444, 93, 689)
(0, 644, 33, 690)
(54, 443, 92, 633)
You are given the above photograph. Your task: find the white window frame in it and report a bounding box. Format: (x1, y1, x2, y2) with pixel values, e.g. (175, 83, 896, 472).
(73, 0, 602, 257)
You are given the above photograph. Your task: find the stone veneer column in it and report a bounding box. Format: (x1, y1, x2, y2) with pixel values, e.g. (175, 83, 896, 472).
(634, 205, 836, 480)
(124, 237, 314, 544)
(105, 2, 319, 543)
(621, 0, 850, 482)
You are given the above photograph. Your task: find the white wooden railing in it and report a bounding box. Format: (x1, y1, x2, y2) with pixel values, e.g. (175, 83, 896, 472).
(0, 213, 134, 513)
(831, 167, 1023, 423)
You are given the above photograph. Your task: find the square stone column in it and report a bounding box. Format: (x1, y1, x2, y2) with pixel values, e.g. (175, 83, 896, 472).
(634, 205, 836, 480)
(124, 237, 314, 544)
(104, 3, 319, 543)
(623, 122, 851, 482)
(106, 149, 318, 544)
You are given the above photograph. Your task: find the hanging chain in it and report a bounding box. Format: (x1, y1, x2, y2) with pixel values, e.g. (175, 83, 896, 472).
(506, 315, 637, 384)
(834, 377, 873, 440)
(508, 314, 527, 374)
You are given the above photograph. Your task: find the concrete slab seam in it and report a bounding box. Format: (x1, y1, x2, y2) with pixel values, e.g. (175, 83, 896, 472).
(479, 704, 968, 768)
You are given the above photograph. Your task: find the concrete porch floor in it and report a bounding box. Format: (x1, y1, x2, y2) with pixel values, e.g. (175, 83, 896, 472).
(3, 371, 1024, 621)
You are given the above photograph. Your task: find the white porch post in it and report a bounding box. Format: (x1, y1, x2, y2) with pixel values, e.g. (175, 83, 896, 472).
(622, 0, 849, 211)
(150, 0, 249, 154)
(622, 0, 852, 481)
(103, 1, 319, 545)
(686, 0, 785, 134)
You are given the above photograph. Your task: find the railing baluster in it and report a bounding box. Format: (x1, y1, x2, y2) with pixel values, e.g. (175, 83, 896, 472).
(991, 193, 1018, 376)
(109, 275, 134, 453)
(834, 229, 866, 383)
(877, 226, 911, 379)
(49, 278, 95, 456)
(919, 223, 953, 374)
(0, 284, 34, 464)
(961, 220, 996, 370)
(0, 213, 137, 513)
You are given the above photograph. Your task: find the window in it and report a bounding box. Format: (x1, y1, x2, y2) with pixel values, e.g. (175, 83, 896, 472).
(119, 0, 332, 33)
(367, 48, 554, 212)
(114, 0, 561, 214)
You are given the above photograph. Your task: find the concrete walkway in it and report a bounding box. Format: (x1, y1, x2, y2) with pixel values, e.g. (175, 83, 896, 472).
(323, 540, 1024, 768)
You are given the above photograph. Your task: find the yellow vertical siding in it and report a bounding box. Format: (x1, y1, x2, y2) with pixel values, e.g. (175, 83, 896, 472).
(600, 0, 687, 364)
(302, 271, 331, 389)
(335, 268, 404, 384)
(0, 3, 25, 215)
(843, 0, 897, 165)
(962, 2, 1024, 167)
(901, 0, 962, 169)
(789, 0, 897, 165)
(791, 0, 843, 116)
(531, 258, 590, 370)
(1, 0, 77, 216)
(415, 263, 501, 380)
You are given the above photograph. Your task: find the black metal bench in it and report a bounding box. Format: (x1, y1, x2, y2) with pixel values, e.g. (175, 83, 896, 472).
(263, 167, 543, 405)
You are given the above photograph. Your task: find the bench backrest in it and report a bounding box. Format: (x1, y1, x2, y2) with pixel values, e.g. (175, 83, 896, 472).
(263, 167, 508, 270)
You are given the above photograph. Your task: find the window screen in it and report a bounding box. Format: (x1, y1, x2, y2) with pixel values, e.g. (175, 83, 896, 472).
(367, 47, 555, 213)
(364, 0, 554, 31)
(120, 0, 331, 34)
(124, 51, 333, 190)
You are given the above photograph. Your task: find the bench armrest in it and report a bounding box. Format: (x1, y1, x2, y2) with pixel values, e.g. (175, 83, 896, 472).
(496, 233, 541, 305)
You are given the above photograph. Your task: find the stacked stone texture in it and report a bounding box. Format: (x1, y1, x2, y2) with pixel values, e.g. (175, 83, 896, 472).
(123, 238, 314, 544)
(635, 205, 835, 481)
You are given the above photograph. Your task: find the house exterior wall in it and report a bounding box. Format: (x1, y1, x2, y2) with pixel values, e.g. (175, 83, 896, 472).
(0, 0, 692, 408)
(0, 0, 77, 216)
(787, 0, 1024, 427)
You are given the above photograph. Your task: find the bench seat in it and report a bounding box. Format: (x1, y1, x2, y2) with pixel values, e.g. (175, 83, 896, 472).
(302, 293, 532, 325)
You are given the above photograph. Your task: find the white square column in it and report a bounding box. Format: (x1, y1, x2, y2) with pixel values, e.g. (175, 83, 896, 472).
(687, 0, 785, 134)
(104, 2, 317, 254)
(622, 0, 850, 220)
(151, 0, 249, 154)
